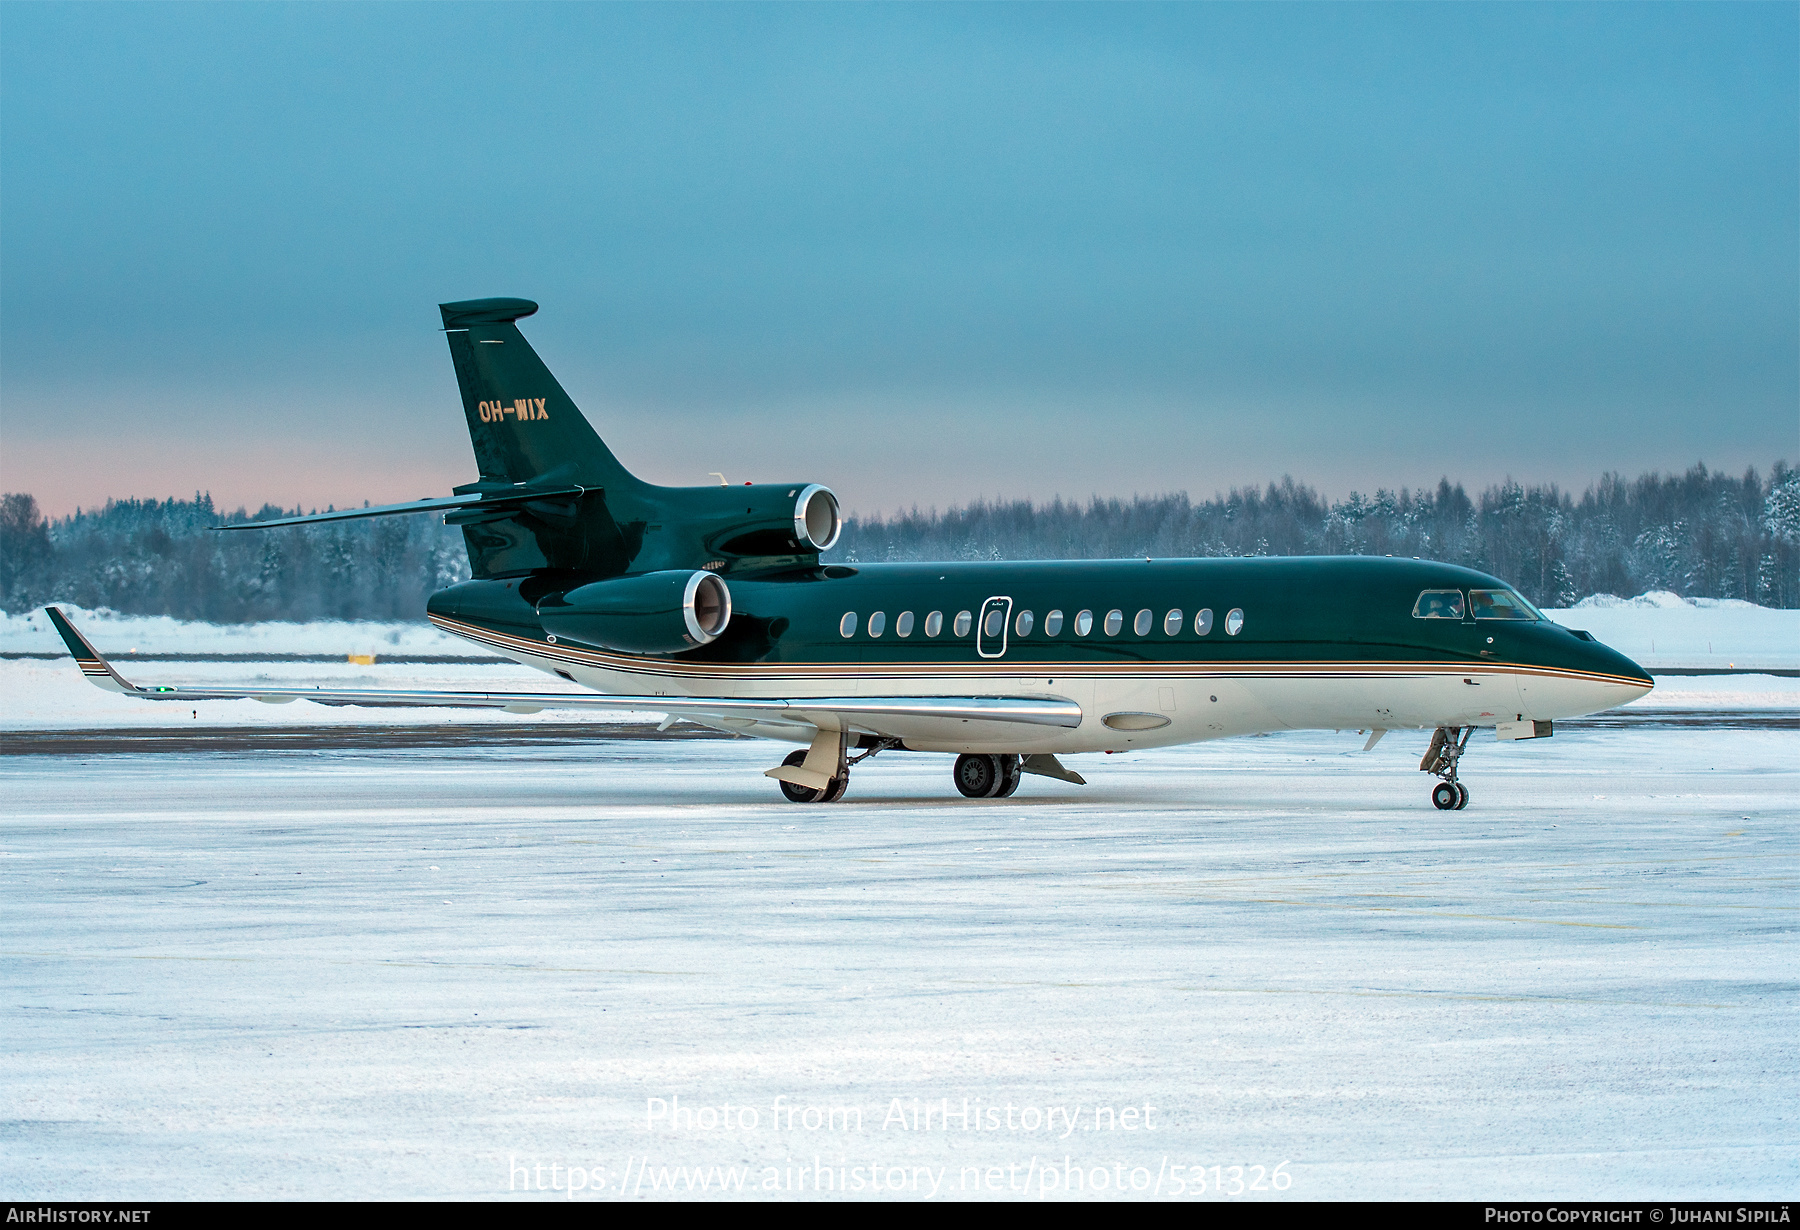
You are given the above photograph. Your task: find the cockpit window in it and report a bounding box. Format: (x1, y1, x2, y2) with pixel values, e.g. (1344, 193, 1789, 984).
(1412, 589, 1465, 620)
(1470, 588, 1539, 620)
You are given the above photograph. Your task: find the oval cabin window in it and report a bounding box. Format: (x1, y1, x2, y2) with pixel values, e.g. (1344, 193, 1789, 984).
(1075, 610, 1093, 636)
(868, 611, 886, 638)
(1044, 610, 1064, 636)
(1103, 610, 1124, 636)
(839, 612, 857, 638)
(1133, 609, 1153, 636)
(1163, 609, 1183, 636)
(1015, 610, 1034, 637)
(1194, 608, 1213, 636)
(896, 611, 915, 638)
(954, 610, 973, 637)
(983, 608, 1004, 637)
(1225, 608, 1244, 635)
(924, 611, 943, 637)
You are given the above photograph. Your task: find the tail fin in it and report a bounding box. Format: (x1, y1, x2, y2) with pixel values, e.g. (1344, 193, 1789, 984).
(439, 298, 643, 491)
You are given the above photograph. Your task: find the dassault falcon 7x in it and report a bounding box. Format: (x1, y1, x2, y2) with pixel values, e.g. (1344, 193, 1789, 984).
(49, 297, 1654, 807)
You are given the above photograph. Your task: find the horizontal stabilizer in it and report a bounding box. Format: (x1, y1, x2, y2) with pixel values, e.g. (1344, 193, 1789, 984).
(212, 484, 588, 531)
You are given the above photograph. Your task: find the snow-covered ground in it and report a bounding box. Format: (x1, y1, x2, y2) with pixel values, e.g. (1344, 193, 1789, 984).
(2, 726, 1793, 1200)
(5, 591, 1795, 670)
(1543, 592, 1797, 671)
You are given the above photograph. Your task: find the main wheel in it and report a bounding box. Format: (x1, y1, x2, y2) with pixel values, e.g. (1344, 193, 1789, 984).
(1453, 783, 1470, 810)
(995, 754, 1023, 797)
(778, 750, 830, 803)
(953, 753, 1003, 798)
(1431, 781, 1459, 810)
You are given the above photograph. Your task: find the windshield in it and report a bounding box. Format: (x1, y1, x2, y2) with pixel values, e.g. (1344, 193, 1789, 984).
(1469, 588, 1540, 620)
(1412, 589, 1465, 619)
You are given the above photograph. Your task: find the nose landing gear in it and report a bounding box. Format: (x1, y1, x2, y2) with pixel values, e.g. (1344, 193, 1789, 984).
(1421, 727, 1473, 810)
(1430, 780, 1469, 810)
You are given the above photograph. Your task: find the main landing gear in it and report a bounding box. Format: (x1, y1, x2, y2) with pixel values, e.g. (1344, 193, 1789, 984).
(771, 741, 1084, 803)
(953, 753, 1023, 799)
(774, 737, 903, 803)
(1420, 726, 1472, 810)
(776, 750, 849, 803)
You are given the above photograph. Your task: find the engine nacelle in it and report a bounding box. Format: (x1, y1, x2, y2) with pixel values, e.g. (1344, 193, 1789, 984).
(692, 482, 841, 561)
(537, 570, 732, 655)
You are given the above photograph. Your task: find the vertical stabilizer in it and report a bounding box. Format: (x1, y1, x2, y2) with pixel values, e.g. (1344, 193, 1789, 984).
(439, 298, 642, 491)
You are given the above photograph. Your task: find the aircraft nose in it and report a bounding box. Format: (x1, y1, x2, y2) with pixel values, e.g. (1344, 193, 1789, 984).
(1589, 641, 1653, 706)
(1520, 633, 1653, 720)
(1603, 645, 1653, 690)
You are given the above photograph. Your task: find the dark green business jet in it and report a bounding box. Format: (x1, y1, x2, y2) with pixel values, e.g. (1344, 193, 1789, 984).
(48, 298, 1653, 808)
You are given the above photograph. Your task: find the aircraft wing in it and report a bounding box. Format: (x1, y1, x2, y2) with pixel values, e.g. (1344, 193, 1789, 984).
(43, 607, 1082, 734)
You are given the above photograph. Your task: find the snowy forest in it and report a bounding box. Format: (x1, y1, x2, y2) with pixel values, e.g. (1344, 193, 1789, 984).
(2, 461, 1796, 621)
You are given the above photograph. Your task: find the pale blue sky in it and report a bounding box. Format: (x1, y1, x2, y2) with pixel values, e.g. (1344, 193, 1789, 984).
(2, 2, 1794, 517)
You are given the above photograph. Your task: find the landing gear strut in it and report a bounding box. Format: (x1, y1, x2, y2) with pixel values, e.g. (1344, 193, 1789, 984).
(1421, 727, 1472, 810)
(953, 753, 1022, 799)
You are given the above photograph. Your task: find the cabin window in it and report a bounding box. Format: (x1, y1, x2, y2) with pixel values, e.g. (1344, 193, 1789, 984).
(1470, 589, 1539, 620)
(1133, 609, 1153, 636)
(1412, 589, 1465, 620)
(1103, 609, 1124, 636)
(1074, 609, 1094, 636)
(1225, 608, 1244, 635)
(983, 608, 1005, 637)
(868, 611, 887, 638)
(954, 610, 973, 637)
(1044, 609, 1064, 636)
(1194, 608, 1213, 636)
(839, 612, 858, 638)
(924, 611, 943, 637)
(1015, 610, 1034, 637)
(896, 611, 915, 638)
(1163, 609, 1183, 636)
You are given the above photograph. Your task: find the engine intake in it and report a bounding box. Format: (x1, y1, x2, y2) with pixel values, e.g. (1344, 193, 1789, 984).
(538, 570, 731, 655)
(793, 484, 841, 551)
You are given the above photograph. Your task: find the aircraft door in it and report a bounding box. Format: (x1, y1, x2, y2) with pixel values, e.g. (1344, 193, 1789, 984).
(977, 596, 1012, 659)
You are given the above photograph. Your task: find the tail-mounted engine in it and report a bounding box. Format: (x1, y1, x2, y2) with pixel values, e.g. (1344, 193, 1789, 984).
(650, 482, 841, 566)
(536, 570, 732, 655)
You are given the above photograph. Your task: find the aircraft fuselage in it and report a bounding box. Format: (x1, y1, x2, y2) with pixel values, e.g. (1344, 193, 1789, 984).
(426, 554, 1652, 755)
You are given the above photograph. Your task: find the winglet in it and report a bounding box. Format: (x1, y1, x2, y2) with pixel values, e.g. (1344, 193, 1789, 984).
(43, 607, 140, 694)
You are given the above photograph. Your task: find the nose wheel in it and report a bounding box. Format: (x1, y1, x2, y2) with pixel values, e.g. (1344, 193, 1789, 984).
(1421, 727, 1473, 809)
(1431, 780, 1470, 810)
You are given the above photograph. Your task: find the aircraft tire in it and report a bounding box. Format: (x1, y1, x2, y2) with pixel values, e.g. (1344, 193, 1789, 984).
(1431, 781, 1458, 810)
(778, 750, 827, 803)
(953, 753, 1003, 798)
(995, 754, 1023, 797)
(1454, 783, 1470, 810)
